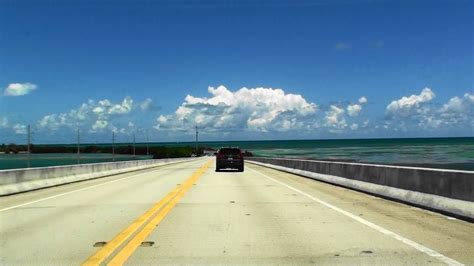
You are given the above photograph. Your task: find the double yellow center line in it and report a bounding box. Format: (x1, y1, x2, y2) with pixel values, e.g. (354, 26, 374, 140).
(82, 160, 212, 266)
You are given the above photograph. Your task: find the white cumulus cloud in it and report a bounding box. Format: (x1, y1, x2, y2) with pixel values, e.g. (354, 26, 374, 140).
(439, 93, 473, 113)
(37, 96, 137, 132)
(325, 105, 346, 129)
(108, 97, 133, 114)
(347, 104, 362, 116)
(431, 92, 474, 128)
(155, 85, 318, 133)
(4, 82, 37, 96)
(464, 93, 474, 103)
(384, 88, 473, 131)
(13, 124, 27, 134)
(38, 114, 69, 130)
(140, 98, 154, 111)
(0, 117, 9, 128)
(386, 87, 435, 117)
(91, 120, 108, 131)
(111, 126, 126, 134)
(346, 96, 367, 117)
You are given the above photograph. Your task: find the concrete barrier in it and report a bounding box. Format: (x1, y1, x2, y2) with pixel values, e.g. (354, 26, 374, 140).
(0, 158, 197, 196)
(246, 157, 474, 219)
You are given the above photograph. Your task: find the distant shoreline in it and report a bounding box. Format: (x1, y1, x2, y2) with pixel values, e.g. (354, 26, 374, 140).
(1, 137, 473, 171)
(1, 153, 472, 171)
(2, 136, 473, 146)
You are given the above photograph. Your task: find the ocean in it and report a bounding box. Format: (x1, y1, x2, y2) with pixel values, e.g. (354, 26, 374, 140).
(199, 137, 474, 170)
(0, 137, 473, 171)
(0, 153, 152, 171)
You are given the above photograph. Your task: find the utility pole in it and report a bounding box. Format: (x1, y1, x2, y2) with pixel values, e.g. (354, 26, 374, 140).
(112, 132, 115, 162)
(76, 128, 80, 164)
(27, 124, 31, 168)
(195, 125, 198, 156)
(133, 132, 136, 157)
(146, 131, 149, 156)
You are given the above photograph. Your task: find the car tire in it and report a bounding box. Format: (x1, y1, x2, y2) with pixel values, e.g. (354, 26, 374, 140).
(215, 168, 220, 172)
(238, 167, 244, 172)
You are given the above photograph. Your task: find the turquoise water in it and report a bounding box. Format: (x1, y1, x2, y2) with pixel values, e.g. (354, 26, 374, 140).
(0, 153, 152, 170)
(193, 137, 474, 170)
(1, 137, 473, 171)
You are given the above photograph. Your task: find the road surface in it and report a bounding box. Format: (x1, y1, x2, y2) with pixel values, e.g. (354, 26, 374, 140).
(0, 158, 472, 265)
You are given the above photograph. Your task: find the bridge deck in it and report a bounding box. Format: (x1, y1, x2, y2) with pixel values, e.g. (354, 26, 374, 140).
(0, 158, 472, 265)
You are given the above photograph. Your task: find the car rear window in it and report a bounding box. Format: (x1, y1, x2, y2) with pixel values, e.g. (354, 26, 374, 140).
(219, 148, 241, 155)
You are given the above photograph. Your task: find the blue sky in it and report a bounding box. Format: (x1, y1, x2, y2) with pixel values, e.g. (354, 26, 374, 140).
(1, 0, 473, 143)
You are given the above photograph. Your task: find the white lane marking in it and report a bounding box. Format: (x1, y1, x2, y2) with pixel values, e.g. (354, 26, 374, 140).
(0, 172, 152, 212)
(247, 165, 464, 266)
(0, 160, 201, 213)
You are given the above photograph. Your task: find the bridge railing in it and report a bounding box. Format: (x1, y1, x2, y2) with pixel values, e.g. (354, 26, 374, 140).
(0, 157, 197, 196)
(246, 157, 474, 220)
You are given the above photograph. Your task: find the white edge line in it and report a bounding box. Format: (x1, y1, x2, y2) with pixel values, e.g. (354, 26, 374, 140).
(0, 159, 197, 212)
(247, 165, 464, 266)
(247, 161, 473, 219)
(0, 175, 135, 212)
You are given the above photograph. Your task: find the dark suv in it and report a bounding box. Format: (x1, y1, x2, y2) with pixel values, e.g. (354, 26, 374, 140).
(215, 147, 244, 172)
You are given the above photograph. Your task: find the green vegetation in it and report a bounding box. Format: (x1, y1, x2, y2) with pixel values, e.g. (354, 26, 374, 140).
(151, 146, 201, 159)
(1, 144, 22, 154)
(0, 143, 253, 159)
(0, 143, 204, 158)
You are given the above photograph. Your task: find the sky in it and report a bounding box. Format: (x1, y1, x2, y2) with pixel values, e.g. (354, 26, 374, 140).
(0, 0, 473, 144)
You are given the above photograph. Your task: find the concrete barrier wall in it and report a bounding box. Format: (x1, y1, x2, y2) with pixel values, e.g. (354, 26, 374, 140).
(247, 157, 474, 219)
(0, 158, 196, 196)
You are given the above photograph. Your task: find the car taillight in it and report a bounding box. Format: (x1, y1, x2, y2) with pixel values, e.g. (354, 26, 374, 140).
(239, 152, 243, 159)
(217, 153, 224, 159)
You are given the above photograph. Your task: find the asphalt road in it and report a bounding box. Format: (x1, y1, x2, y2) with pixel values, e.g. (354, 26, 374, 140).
(0, 158, 472, 265)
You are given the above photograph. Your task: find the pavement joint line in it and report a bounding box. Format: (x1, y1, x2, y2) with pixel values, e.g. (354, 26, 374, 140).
(247, 165, 464, 266)
(81, 160, 213, 266)
(0, 159, 203, 213)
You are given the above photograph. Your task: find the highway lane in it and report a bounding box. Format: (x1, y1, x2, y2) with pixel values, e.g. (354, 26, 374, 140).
(0, 158, 207, 264)
(0, 158, 472, 265)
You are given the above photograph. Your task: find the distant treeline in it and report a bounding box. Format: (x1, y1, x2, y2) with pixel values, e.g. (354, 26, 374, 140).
(0, 143, 253, 158)
(0, 143, 203, 158)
